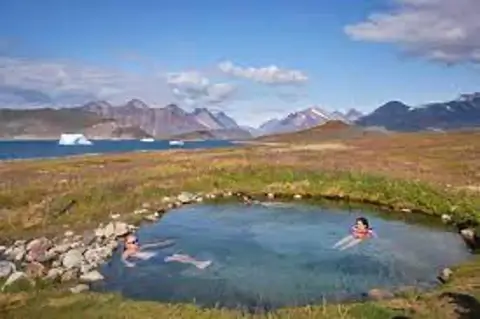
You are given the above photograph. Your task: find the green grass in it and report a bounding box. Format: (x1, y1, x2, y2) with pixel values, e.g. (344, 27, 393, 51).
(0, 289, 407, 319)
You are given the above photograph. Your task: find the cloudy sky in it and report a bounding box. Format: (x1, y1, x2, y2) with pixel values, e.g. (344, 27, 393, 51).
(0, 0, 479, 126)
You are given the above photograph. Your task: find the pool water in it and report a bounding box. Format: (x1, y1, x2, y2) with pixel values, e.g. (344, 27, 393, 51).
(93, 202, 471, 309)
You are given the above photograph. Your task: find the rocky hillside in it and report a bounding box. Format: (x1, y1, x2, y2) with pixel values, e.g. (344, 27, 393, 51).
(0, 108, 152, 140)
(80, 100, 250, 139)
(258, 120, 388, 143)
(84, 121, 152, 140)
(356, 93, 480, 131)
(0, 99, 251, 140)
(170, 128, 252, 141)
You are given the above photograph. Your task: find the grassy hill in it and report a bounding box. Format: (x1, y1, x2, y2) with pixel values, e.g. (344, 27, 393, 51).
(257, 120, 389, 143)
(170, 128, 252, 140)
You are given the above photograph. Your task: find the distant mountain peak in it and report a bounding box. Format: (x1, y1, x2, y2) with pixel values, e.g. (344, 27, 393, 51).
(164, 103, 186, 115)
(125, 98, 149, 109)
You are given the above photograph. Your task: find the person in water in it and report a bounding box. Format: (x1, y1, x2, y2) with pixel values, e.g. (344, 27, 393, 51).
(122, 233, 174, 267)
(332, 217, 376, 251)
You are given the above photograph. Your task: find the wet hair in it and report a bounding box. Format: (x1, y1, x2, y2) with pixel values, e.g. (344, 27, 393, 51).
(356, 217, 370, 229)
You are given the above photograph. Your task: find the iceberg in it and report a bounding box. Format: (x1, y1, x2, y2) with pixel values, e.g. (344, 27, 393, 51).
(58, 133, 93, 146)
(140, 137, 155, 142)
(169, 140, 184, 146)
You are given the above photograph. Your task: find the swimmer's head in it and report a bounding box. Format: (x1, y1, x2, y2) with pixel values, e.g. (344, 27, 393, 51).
(355, 217, 370, 230)
(125, 234, 139, 248)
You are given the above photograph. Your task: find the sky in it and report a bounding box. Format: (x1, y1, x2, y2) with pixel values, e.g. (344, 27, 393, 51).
(0, 0, 479, 127)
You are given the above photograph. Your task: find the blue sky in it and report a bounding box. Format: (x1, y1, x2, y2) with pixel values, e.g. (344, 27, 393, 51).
(0, 0, 479, 126)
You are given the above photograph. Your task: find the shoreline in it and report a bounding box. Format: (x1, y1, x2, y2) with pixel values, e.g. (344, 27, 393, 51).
(0, 140, 239, 163)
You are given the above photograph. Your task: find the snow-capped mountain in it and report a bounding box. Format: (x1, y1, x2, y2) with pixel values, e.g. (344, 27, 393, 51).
(258, 107, 362, 135)
(356, 93, 480, 131)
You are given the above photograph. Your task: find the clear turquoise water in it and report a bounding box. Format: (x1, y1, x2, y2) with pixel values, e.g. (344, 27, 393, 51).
(94, 203, 471, 310)
(0, 139, 234, 160)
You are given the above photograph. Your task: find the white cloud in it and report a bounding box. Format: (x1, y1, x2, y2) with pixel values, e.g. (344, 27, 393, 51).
(218, 61, 308, 84)
(0, 56, 177, 108)
(344, 0, 480, 64)
(0, 57, 237, 109)
(166, 71, 236, 106)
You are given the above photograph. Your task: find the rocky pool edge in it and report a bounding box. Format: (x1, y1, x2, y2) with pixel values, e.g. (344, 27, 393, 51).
(0, 190, 478, 304)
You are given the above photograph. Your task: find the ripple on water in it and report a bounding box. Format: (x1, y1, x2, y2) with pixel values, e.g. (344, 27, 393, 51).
(92, 202, 472, 309)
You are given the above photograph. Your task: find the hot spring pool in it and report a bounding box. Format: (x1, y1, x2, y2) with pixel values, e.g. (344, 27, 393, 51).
(92, 202, 471, 309)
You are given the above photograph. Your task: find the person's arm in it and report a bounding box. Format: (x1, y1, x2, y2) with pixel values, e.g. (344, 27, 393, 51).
(140, 239, 175, 250)
(350, 226, 358, 235)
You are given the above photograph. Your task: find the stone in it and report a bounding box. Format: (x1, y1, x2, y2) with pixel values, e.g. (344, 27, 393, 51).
(45, 268, 64, 281)
(10, 246, 26, 262)
(14, 240, 26, 247)
(400, 208, 412, 213)
(50, 243, 71, 254)
(0, 261, 16, 278)
(64, 230, 74, 237)
(110, 213, 121, 220)
(26, 237, 51, 252)
(103, 222, 115, 238)
(25, 262, 46, 279)
(141, 202, 151, 209)
(70, 284, 89, 294)
(62, 249, 83, 269)
(84, 248, 106, 265)
(51, 260, 62, 268)
(293, 194, 302, 200)
(80, 263, 95, 274)
(196, 197, 203, 203)
(103, 221, 129, 238)
(441, 214, 453, 223)
(438, 268, 453, 284)
(61, 268, 79, 282)
(267, 193, 275, 199)
(82, 230, 96, 246)
(134, 208, 149, 215)
(26, 237, 52, 262)
(69, 241, 82, 249)
(144, 214, 158, 222)
(94, 227, 105, 238)
(106, 240, 118, 253)
(80, 270, 104, 282)
(114, 222, 129, 237)
(162, 196, 171, 203)
(367, 288, 394, 300)
(460, 228, 476, 240)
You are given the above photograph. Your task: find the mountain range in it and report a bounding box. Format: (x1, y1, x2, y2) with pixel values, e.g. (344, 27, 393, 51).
(356, 93, 480, 131)
(0, 92, 479, 140)
(256, 107, 363, 135)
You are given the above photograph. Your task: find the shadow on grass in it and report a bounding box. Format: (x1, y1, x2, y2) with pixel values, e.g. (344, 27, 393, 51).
(441, 292, 480, 319)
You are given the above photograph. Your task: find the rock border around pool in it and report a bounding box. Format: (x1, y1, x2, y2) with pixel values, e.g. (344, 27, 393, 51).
(0, 190, 478, 297)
